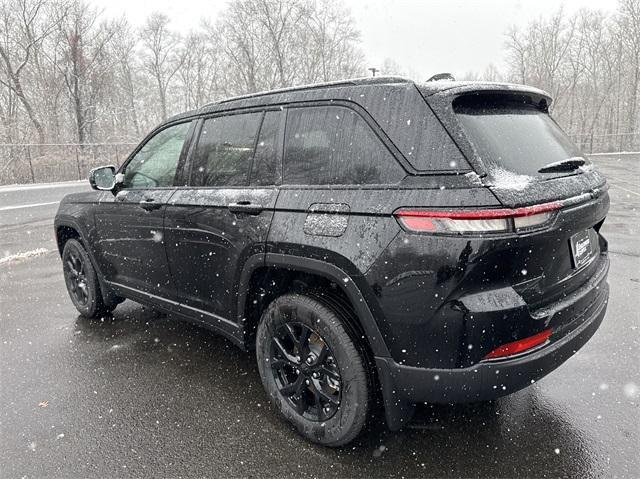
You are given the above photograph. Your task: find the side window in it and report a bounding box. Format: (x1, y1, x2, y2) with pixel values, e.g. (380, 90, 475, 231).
(123, 121, 191, 188)
(251, 111, 281, 186)
(283, 106, 405, 185)
(190, 113, 262, 187)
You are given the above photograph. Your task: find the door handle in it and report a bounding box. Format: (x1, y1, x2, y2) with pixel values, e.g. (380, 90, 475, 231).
(140, 197, 162, 211)
(228, 201, 263, 215)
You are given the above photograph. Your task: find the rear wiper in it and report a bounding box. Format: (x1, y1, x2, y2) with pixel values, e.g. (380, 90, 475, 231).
(538, 157, 586, 173)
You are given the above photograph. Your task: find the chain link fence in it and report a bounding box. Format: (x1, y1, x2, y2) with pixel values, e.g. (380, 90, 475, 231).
(0, 143, 137, 185)
(0, 134, 637, 186)
(568, 132, 640, 154)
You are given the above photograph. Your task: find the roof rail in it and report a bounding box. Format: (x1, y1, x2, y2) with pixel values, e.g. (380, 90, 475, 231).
(200, 76, 413, 109)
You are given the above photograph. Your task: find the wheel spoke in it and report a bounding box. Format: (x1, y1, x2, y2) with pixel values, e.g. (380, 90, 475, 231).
(297, 326, 312, 355)
(315, 343, 329, 365)
(319, 366, 340, 381)
(315, 385, 340, 405)
(279, 373, 304, 397)
(270, 321, 342, 421)
(310, 384, 322, 410)
(66, 259, 77, 276)
(284, 323, 297, 344)
(273, 337, 298, 364)
(292, 396, 306, 415)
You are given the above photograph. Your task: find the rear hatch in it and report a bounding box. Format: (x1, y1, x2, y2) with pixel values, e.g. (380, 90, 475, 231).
(425, 88, 609, 309)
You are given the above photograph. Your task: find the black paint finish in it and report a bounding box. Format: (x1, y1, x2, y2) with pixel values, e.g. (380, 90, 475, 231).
(54, 77, 611, 432)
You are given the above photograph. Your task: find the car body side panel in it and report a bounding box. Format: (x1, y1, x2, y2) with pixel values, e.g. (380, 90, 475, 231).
(92, 188, 176, 299)
(164, 187, 278, 323)
(267, 186, 501, 358)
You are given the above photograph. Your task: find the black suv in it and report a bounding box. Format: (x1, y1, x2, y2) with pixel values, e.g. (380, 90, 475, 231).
(55, 77, 610, 446)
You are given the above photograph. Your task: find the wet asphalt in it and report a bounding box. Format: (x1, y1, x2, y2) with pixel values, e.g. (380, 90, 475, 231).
(0, 156, 638, 478)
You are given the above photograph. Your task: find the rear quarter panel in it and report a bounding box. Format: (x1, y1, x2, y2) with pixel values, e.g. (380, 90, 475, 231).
(267, 184, 501, 362)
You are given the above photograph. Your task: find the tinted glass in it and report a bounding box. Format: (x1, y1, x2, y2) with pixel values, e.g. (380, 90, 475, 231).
(191, 113, 262, 187)
(251, 111, 281, 186)
(454, 96, 584, 177)
(374, 84, 470, 171)
(284, 106, 405, 185)
(123, 122, 190, 188)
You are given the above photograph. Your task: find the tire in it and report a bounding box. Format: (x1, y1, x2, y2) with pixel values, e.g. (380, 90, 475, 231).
(256, 293, 369, 446)
(62, 239, 116, 318)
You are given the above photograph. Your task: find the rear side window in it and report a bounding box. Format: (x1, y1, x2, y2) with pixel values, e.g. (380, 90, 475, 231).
(191, 113, 262, 187)
(453, 94, 584, 178)
(284, 106, 405, 185)
(251, 111, 281, 186)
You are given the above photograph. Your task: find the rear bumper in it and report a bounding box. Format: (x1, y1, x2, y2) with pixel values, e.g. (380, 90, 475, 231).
(376, 260, 609, 429)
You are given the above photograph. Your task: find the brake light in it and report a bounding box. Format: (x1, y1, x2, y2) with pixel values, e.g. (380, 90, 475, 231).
(483, 328, 553, 360)
(394, 201, 561, 234)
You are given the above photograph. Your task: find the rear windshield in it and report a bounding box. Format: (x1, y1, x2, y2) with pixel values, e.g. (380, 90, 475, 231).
(453, 95, 584, 177)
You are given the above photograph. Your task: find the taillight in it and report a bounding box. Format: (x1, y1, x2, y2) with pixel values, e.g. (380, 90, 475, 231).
(483, 328, 553, 360)
(394, 201, 561, 234)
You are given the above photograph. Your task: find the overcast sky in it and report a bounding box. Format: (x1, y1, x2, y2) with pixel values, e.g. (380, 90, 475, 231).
(93, 0, 620, 80)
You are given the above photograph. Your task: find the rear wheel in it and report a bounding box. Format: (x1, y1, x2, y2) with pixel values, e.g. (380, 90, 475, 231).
(256, 293, 369, 446)
(62, 239, 117, 318)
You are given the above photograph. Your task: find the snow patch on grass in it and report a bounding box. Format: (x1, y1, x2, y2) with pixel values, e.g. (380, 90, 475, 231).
(0, 248, 50, 265)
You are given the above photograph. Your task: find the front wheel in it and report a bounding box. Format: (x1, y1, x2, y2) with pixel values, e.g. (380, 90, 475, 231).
(62, 239, 116, 318)
(256, 293, 369, 446)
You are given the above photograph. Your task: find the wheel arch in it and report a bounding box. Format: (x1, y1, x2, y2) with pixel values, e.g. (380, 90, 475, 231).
(54, 217, 89, 255)
(55, 223, 81, 256)
(237, 252, 390, 358)
(55, 218, 119, 305)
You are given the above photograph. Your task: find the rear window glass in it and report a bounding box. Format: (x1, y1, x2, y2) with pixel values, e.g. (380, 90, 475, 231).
(191, 113, 261, 187)
(453, 95, 584, 178)
(284, 105, 405, 185)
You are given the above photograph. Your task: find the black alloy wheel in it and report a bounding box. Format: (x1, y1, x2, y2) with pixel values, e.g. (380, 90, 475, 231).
(256, 293, 370, 446)
(62, 239, 116, 318)
(64, 247, 89, 306)
(269, 322, 342, 421)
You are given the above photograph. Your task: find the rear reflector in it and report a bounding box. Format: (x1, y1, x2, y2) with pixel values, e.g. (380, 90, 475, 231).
(483, 329, 553, 360)
(395, 201, 561, 234)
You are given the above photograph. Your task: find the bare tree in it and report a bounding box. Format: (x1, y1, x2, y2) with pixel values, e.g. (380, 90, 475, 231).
(0, 0, 62, 144)
(52, 1, 119, 144)
(140, 12, 183, 120)
(303, 0, 364, 82)
(618, 0, 640, 147)
(176, 31, 222, 110)
(505, 2, 640, 152)
(111, 20, 141, 137)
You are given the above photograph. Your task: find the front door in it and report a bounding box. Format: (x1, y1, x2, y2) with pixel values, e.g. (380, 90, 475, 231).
(93, 120, 194, 298)
(164, 110, 282, 324)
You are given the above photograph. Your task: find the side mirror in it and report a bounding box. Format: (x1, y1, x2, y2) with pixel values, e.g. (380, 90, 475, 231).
(89, 165, 117, 191)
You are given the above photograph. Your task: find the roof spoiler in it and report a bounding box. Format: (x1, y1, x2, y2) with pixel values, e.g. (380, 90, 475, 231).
(427, 73, 455, 82)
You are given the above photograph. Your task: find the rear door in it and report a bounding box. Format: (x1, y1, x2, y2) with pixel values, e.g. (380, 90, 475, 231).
(164, 109, 282, 324)
(93, 120, 194, 298)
